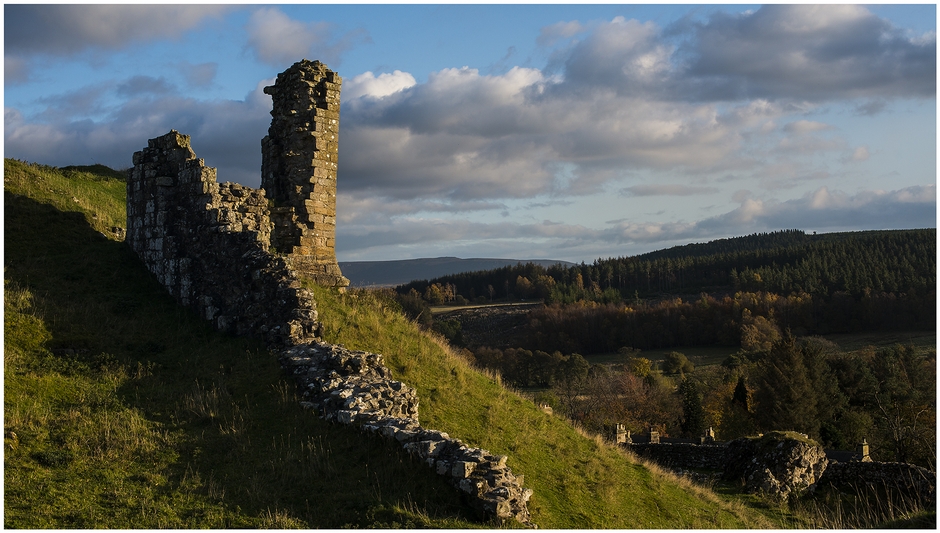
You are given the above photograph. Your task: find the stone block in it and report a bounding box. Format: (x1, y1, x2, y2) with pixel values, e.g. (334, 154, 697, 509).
(452, 461, 475, 479)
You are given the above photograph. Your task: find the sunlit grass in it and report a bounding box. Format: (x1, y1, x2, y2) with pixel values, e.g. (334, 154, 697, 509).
(311, 285, 777, 528)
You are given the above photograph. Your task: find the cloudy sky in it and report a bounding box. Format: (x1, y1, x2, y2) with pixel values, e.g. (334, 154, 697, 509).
(4, 3, 936, 262)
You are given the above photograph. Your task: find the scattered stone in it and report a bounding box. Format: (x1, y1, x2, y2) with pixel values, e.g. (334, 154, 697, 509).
(278, 341, 533, 524)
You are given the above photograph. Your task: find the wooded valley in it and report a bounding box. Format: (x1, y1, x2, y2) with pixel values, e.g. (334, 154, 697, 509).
(393, 230, 936, 469)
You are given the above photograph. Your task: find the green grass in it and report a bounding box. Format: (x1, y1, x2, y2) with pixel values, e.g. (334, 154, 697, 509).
(312, 286, 777, 528)
(4, 160, 476, 528)
(5, 159, 778, 528)
(4, 158, 126, 237)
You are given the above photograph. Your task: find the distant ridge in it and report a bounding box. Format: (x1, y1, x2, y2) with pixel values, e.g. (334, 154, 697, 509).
(339, 257, 575, 287)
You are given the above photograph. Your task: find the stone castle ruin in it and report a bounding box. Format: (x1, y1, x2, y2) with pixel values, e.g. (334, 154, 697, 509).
(126, 60, 533, 525)
(261, 61, 348, 288)
(126, 59, 351, 348)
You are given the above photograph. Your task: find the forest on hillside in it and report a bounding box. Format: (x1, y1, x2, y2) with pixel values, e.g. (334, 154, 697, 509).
(398, 229, 936, 351)
(391, 229, 936, 469)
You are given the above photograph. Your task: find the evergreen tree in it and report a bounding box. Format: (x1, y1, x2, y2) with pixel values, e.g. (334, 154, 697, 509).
(752, 333, 821, 437)
(679, 378, 706, 438)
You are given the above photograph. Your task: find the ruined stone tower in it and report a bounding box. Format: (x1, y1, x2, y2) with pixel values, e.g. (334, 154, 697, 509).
(262, 59, 349, 288)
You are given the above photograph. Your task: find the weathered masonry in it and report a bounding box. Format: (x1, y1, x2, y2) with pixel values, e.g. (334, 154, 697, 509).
(262, 60, 348, 287)
(126, 60, 533, 525)
(126, 130, 322, 347)
(619, 428, 935, 506)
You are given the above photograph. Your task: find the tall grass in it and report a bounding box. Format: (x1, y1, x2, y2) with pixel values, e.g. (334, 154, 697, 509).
(788, 481, 935, 528)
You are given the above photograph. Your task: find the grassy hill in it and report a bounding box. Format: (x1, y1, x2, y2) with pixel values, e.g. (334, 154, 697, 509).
(4, 159, 777, 528)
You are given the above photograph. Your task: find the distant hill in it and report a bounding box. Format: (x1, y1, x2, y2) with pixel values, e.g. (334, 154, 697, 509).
(339, 257, 574, 287)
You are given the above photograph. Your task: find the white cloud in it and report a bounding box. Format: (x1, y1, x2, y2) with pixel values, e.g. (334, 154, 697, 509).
(621, 184, 719, 197)
(783, 120, 833, 134)
(4, 56, 30, 85)
(344, 71, 417, 100)
(245, 7, 369, 67)
(537, 20, 586, 47)
(680, 4, 936, 101)
(4, 78, 273, 183)
(179, 62, 219, 88)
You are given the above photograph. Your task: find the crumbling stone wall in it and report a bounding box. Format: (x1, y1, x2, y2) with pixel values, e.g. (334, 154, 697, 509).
(126, 131, 320, 347)
(281, 342, 533, 522)
(262, 60, 348, 288)
(819, 461, 935, 507)
(628, 431, 935, 505)
(629, 442, 727, 471)
(126, 60, 532, 526)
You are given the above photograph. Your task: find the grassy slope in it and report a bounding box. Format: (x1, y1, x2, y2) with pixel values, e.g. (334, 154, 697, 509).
(4, 160, 473, 528)
(4, 159, 774, 528)
(312, 286, 777, 528)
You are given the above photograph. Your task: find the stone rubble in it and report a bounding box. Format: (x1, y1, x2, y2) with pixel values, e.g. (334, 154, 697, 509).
(280, 342, 533, 524)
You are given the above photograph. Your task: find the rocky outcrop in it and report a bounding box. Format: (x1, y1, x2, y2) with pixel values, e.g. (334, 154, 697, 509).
(280, 342, 533, 524)
(722, 432, 828, 501)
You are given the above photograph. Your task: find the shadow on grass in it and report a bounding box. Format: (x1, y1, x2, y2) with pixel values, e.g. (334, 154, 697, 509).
(4, 192, 478, 528)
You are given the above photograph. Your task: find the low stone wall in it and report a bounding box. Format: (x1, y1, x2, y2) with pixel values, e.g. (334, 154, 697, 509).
(819, 460, 935, 506)
(280, 342, 533, 523)
(629, 442, 727, 471)
(628, 433, 935, 506)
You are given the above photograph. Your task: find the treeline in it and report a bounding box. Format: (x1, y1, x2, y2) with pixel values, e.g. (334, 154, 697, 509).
(399, 229, 935, 302)
(397, 229, 935, 345)
(469, 337, 935, 469)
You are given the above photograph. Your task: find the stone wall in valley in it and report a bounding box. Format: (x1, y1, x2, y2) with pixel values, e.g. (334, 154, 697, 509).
(626, 430, 935, 505)
(818, 460, 935, 507)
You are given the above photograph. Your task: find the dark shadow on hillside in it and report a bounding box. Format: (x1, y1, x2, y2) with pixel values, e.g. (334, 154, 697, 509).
(4, 192, 475, 527)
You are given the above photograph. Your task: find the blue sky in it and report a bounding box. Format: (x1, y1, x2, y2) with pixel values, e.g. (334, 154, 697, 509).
(4, 3, 936, 262)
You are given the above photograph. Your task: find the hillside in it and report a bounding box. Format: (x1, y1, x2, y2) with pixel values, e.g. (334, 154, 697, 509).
(3, 159, 777, 527)
(399, 228, 936, 303)
(339, 257, 574, 287)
